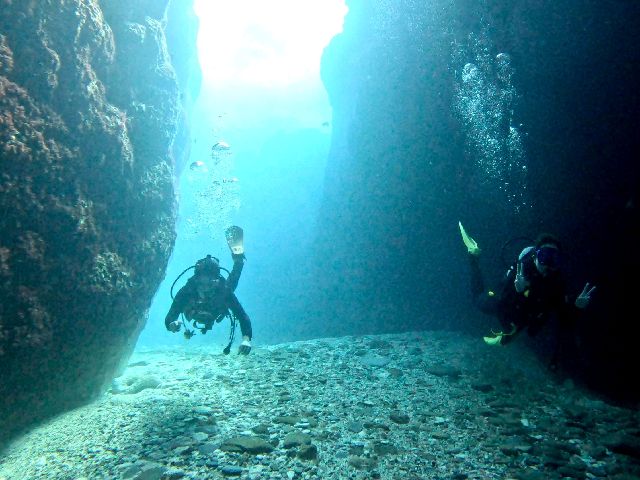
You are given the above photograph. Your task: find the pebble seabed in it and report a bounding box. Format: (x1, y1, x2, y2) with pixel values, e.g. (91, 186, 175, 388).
(1, 330, 639, 480)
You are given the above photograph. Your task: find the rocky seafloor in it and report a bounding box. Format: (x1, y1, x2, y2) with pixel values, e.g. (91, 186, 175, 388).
(0, 330, 638, 480)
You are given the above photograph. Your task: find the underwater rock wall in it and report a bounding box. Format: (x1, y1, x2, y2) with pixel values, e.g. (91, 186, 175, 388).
(313, 0, 470, 338)
(0, 0, 198, 445)
(315, 0, 640, 401)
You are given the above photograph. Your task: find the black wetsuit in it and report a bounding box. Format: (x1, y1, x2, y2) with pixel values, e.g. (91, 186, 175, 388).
(164, 257, 252, 339)
(470, 247, 578, 344)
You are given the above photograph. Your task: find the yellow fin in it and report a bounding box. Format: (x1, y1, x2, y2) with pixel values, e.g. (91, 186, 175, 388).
(458, 221, 481, 255)
(225, 226, 244, 255)
(483, 334, 503, 346)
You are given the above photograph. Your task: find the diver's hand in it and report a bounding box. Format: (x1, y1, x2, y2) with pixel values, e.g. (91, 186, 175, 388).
(575, 283, 596, 309)
(167, 321, 181, 333)
(514, 262, 530, 293)
(238, 336, 251, 355)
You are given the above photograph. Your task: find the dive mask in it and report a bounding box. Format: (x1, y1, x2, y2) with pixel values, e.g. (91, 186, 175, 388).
(535, 246, 561, 269)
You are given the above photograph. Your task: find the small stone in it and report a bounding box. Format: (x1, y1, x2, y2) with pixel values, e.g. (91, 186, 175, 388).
(134, 462, 165, 480)
(120, 463, 141, 478)
(298, 444, 318, 461)
(172, 446, 192, 456)
(359, 354, 391, 367)
(349, 443, 365, 456)
(363, 421, 390, 431)
(163, 469, 185, 480)
(220, 435, 274, 454)
(192, 432, 208, 442)
(252, 424, 270, 434)
(273, 415, 300, 425)
(198, 442, 217, 455)
(193, 406, 213, 415)
(283, 432, 312, 449)
(220, 466, 242, 476)
(500, 444, 532, 456)
(373, 442, 398, 456)
(347, 421, 364, 433)
(390, 411, 410, 424)
(127, 376, 162, 394)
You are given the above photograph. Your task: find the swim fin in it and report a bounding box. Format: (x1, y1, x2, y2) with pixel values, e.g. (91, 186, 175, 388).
(483, 334, 503, 346)
(483, 324, 517, 346)
(225, 226, 244, 255)
(458, 221, 481, 256)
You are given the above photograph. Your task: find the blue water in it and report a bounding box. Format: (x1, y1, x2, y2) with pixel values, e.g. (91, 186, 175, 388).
(136, 78, 332, 349)
(132, 0, 640, 405)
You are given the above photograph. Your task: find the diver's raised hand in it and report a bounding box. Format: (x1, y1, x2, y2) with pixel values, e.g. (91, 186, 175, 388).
(238, 336, 252, 355)
(575, 283, 596, 309)
(167, 321, 181, 333)
(514, 262, 529, 293)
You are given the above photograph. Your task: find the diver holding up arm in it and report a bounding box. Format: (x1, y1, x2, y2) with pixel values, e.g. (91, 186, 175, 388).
(458, 221, 596, 367)
(165, 226, 253, 355)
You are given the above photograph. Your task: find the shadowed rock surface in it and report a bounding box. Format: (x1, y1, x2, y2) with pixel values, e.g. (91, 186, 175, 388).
(0, 0, 199, 446)
(308, 0, 640, 404)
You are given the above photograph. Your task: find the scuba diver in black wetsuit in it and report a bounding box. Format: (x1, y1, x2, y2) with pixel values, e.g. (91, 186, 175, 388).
(164, 226, 252, 355)
(459, 222, 596, 350)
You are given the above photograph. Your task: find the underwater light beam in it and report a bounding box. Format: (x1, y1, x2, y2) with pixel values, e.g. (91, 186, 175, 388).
(193, 0, 347, 88)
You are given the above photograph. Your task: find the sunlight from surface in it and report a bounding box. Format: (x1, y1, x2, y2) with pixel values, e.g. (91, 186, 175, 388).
(194, 0, 347, 88)
(175, 0, 346, 258)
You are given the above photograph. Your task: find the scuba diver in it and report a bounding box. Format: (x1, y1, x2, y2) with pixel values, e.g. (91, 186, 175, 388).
(164, 226, 253, 355)
(459, 221, 596, 351)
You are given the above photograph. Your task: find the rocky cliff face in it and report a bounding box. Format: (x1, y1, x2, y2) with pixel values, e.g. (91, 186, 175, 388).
(313, 0, 470, 337)
(0, 0, 198, 445)
(314, 0, 640, 401)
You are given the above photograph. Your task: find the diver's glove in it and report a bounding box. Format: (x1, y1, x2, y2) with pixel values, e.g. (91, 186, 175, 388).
(167, 321, 181, 333)
(238, 337, 252, 355)
(575, 282, 596, 309)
